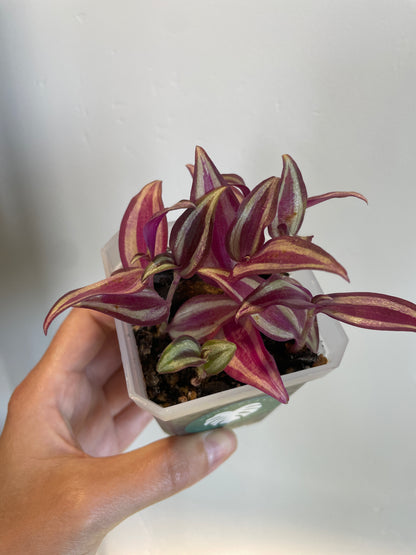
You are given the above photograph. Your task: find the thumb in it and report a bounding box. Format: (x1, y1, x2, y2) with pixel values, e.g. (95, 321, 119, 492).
(81, 428, 237, 537)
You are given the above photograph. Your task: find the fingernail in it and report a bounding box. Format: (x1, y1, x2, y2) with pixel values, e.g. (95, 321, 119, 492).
(202, 428, 237, 470)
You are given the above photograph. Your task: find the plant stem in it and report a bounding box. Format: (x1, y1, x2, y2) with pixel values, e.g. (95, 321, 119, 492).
(289, 308, 316, 353)
(159, 271, 181, 334)
(191, 367, 207, 387)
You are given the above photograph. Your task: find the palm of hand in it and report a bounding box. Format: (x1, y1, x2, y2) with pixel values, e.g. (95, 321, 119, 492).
(0, 309, 236, 554)
(0, 310, 151, 552)
(40, 310, 150, 458)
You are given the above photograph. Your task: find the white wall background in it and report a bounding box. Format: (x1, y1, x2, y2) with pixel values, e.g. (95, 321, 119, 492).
(1, 1, 416, 553)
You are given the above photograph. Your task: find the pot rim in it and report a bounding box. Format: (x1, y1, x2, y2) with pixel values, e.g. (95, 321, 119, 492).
(115, 316, 346, 421)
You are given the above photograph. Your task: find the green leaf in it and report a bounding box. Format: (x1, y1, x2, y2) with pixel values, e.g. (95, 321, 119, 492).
(156, 336, 206, 374)
(201, 339, 237, 376)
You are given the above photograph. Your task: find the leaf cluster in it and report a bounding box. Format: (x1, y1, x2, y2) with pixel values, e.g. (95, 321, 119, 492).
(44, 147, 416, 402)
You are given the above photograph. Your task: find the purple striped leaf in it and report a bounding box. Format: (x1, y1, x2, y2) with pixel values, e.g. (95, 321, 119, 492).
(168, 294, 238, 342)
(236, 275, 314, 320)
(221, 173, 250, 197)
(304, 316, 320, 353)
(248, 305, 307, 343)
(170, 186, 229, 278)
(190, 146, 227, 201)
(269, 155, 307, 237)
(198, 267, 264, 302)
(69, 290, 169, 326)
(43, 268, 161, 333)
(232, 236, 349, 281)
(142, 252, 179, 281)
(187, 161, 249, 199)
(197, 267, 234, 293)
(313, 292, 416, 331)
(209, 187, 242, 269)
(223, 320, 289, 403)
(226, 176, 280, 261)
(188, 147, 246, 269)
(191, 150, 243, 267)
(307, 191, 368, 208)
(129, 253, 150, 268)
(118, 180, 167, 269)
(144, 199, 195, 258)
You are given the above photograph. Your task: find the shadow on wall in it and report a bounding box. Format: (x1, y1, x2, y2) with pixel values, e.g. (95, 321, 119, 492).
(0, 11, 51, 280)
(0, 359, 12, 432)
(0, 13, 54, 387)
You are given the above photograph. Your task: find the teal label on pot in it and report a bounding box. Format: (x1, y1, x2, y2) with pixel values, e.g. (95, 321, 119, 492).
(185, 395, 280, 434)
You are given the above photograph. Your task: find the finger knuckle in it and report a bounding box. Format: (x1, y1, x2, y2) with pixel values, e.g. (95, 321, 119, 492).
(164, 454, 192, 493)
(7, 383, 26, 416)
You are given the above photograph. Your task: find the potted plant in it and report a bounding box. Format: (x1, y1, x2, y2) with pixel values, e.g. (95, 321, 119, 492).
(44, 147, 416, 435)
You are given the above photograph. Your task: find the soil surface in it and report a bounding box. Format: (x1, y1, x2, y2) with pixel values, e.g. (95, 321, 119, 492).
(135, 271, 327, 407)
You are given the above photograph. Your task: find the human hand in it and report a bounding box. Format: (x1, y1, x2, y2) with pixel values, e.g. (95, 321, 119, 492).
(0, 309, 237, 554)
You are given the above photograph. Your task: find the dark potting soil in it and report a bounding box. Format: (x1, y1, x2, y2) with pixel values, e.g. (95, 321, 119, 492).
(134, 271, 327, 407)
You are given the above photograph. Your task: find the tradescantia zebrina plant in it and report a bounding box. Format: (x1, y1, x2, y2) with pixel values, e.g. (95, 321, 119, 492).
(44, 146, 416, 404)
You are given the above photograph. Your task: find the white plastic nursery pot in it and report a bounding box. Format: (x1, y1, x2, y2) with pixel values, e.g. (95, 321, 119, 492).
(102, 233, 348, 436)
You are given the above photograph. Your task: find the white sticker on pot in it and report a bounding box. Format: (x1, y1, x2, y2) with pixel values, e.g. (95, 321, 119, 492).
(185, 395, 280, 434)
(204, 402, 262, 427)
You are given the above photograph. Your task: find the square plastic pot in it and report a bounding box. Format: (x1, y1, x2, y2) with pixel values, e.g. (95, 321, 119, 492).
(102, 233, 348, 435)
